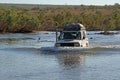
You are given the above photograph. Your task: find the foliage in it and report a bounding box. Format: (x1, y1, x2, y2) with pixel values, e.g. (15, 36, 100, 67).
(0, 3, 120, 32)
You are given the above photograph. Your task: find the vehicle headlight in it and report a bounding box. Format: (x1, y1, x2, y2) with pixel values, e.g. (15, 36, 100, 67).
(74, 43, 80, 47)
(55, 43, 61, 47)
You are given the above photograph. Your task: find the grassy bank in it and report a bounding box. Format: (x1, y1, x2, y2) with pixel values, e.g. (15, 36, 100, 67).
(0, 3, 120, 33)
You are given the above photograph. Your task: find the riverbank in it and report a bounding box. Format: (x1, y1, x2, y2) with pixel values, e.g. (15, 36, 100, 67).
(95, 31, 120, 35)
(0, 4, 120, 33)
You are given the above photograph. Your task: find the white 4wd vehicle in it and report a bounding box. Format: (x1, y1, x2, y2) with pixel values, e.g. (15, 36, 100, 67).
(55, 23, 89, 48)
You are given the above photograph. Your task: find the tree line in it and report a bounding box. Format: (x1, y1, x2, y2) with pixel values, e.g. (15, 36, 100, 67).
(0, 4, 120, 33)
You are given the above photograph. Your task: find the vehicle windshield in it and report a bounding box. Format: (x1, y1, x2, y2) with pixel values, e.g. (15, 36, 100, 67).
(59, 31, 81, 40)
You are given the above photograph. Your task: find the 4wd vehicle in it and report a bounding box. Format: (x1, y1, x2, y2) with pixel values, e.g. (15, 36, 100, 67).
(55, 23, 89, 47)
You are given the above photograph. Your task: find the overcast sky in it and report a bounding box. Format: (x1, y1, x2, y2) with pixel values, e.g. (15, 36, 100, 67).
(0, 0, 120, 5)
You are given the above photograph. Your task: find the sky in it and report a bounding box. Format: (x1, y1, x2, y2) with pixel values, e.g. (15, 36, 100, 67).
(0, 0, 120, 5)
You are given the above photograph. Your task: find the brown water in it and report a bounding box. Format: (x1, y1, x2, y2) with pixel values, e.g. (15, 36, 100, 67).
(0, 31, 120, 80)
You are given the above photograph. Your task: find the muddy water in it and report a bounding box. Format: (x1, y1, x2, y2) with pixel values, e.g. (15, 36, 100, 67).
(0, 31, 120, 80)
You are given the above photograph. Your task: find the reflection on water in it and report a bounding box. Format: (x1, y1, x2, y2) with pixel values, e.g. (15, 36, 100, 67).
(57, 53, 85, 68)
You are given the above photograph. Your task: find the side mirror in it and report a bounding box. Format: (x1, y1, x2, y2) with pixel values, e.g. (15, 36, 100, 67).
(83, 36, 86, 39)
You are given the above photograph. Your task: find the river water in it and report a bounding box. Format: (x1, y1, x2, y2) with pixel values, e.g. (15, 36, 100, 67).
(0, 31, 120, 80)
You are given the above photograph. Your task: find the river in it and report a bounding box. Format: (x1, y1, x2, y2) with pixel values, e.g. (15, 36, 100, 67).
(0, 31, 120, 80)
